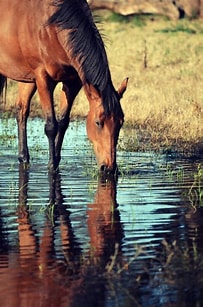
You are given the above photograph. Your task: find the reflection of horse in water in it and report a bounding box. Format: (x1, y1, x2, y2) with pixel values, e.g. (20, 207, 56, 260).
(0, 166, 123, 306)
(87, 175, 123, 262)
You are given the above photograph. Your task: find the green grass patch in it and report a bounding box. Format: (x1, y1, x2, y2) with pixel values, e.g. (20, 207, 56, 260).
(105, 12, 147, 27)
(155, 20, 203, 34)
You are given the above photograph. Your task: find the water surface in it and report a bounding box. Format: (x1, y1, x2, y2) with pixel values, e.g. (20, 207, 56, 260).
(0, 118, 202, 306)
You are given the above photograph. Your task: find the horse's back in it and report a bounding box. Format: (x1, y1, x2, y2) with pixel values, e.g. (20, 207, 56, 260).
(0, 0, 57, 82)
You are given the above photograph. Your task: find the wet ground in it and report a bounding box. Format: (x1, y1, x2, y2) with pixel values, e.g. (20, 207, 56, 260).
(0, 118, 203, 307)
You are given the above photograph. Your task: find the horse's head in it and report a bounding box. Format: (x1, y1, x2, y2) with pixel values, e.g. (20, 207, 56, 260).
(86, 78, 128, 174)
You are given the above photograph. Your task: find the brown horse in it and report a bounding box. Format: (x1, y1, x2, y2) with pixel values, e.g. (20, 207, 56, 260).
(0, 0, 128, 174)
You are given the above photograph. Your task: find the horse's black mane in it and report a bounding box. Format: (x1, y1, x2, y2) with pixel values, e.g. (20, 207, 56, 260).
(48, 0, 123, 117)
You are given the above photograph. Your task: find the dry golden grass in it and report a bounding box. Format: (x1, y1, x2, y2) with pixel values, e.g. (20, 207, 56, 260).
(1, 13, 203, 153)
(101, 14, 203, 152)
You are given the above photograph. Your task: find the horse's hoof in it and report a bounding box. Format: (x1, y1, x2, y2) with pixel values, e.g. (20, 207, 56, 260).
(48, 161, 59, 173)
(18, 159, 30, 169)
(19, 162, 30, 171)
(18, 155, 29, 164)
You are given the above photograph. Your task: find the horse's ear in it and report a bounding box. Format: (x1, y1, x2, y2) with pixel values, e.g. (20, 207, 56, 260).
(117, 78, 128, 99)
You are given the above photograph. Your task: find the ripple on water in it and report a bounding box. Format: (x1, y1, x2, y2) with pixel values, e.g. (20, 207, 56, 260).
(0, 117, 202, 306)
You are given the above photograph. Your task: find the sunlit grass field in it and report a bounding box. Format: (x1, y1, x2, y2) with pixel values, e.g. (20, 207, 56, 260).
(1, 12, 203, 154)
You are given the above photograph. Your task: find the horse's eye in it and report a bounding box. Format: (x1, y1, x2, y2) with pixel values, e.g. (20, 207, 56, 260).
(95, 120, 104, 129)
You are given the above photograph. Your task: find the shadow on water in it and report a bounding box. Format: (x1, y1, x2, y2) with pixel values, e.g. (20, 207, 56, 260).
(0, 118, 203, 306)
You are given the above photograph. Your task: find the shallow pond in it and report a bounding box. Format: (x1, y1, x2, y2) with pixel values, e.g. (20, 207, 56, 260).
(0, 118, 203, 307)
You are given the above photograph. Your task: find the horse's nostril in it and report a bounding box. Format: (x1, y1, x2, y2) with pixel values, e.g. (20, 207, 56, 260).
(100, 164, 106, 172)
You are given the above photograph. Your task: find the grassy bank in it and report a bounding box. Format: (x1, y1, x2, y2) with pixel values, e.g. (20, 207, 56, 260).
(1, 13, 202, 154)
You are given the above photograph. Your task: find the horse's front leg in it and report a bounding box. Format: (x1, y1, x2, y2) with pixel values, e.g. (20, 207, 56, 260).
(36, 72, 58, 171)
(16, 82, 37, 164)
(55, 80, 82, 165)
